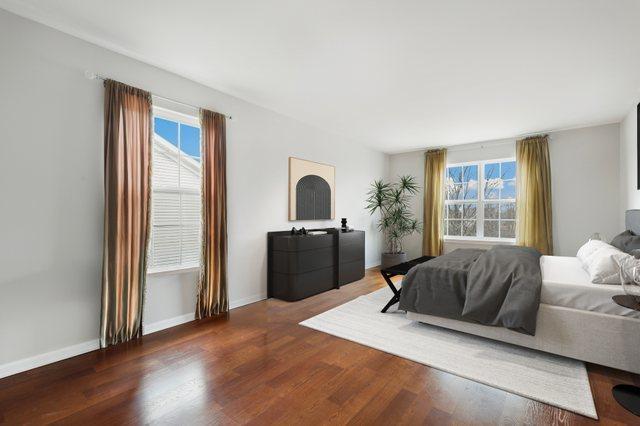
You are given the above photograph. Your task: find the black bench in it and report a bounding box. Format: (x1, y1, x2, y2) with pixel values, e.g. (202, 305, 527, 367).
(379, 256, 435, 313)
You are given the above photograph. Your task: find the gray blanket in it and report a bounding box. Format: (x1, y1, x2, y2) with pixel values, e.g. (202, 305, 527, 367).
(398, 246, 542, 335)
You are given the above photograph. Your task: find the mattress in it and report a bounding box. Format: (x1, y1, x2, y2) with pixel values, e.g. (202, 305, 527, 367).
(540, 255, 640, 318)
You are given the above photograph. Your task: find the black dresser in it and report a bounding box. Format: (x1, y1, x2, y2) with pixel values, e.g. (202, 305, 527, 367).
(267, 229, 365, 301)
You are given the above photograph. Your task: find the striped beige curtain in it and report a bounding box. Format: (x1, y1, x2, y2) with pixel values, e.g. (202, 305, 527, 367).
(516, 135, 553, 255)
(196, 109, 229, 318)
(423, 149, 447, 256)
(100, 80, 152, 347)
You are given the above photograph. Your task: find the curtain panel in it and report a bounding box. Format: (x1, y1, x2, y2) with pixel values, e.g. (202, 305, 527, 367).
(196, 109, 229, 318)
(423, 149, 447, 256)
(516, 135, 553, 255)
(100, 80, 152, 347)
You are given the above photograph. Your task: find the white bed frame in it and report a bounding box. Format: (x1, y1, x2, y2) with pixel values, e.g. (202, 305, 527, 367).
(408, 210, 640, 375)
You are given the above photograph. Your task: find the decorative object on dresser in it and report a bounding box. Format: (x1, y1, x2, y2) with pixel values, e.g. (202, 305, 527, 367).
(288, 157, 335, 220)
(267, 229, 364, 301)
(366, 175, 421, 269)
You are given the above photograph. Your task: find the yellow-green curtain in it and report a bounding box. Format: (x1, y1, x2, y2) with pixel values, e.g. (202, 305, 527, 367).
(100, 80, 152, 347)
(196, 109, 229, 319)
(516, 135, 553, 255)
(423, 149, 447, 256)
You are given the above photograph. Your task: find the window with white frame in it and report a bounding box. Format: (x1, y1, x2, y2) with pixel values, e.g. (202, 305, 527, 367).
(444, 159, 516, 240)
(148, 107, 201, 272)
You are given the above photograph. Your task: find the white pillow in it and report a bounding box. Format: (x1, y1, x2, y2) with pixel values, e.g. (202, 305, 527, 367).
(582, 243, 630, 284)
(576, 239, 608, 265)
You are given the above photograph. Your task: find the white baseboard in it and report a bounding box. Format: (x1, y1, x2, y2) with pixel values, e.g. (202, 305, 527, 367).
(230, 293, 267, 309)
(142, 293, 267, 336)
(366, 260, 381, 269)
(143, 312, 195, 336)
(0, 339, 100, 380)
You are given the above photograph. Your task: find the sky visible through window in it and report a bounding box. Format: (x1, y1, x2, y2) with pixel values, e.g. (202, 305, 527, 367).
(154, 117, 200, 161)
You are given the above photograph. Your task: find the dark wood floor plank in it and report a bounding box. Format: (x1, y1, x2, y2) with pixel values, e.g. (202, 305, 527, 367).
(0, 268, 639, 424)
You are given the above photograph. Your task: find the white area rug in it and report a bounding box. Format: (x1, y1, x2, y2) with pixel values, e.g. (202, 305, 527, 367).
(300, 288, 597, 419)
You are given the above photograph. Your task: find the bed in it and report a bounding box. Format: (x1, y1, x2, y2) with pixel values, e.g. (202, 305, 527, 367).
(404, 211, 640, 374)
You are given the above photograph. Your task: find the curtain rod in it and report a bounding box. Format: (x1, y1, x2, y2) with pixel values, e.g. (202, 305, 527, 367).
(445, 140, 516, 153)
(428, 134, 554, 154)
(85, 71, 233, 120)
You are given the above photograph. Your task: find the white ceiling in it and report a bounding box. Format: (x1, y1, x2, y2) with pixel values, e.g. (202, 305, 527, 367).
(3, 0, 640, 153)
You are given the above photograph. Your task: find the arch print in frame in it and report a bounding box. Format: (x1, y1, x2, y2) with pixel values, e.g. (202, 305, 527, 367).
(289, 157, 335, 220)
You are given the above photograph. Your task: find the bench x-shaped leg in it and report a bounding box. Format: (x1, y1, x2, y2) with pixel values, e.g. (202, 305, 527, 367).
(381, 271, 401, 313)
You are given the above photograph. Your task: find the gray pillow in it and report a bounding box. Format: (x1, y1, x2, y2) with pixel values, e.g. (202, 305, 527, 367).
(610, 230, 640, 254)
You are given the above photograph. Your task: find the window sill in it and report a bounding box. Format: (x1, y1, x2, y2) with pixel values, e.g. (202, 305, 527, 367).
(444, 237, 516, 244)
(147, 264, 200, 276)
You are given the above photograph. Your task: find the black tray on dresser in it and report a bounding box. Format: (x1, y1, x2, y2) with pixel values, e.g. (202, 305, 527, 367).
(267, 229, 365, 301)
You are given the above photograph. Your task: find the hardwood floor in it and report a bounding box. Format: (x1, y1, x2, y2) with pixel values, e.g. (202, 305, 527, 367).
(1, 269, 639, 425)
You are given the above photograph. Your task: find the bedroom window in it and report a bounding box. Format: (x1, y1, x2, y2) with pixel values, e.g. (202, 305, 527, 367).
(148, 107, 202, 273)
(444, 159, 516, 240)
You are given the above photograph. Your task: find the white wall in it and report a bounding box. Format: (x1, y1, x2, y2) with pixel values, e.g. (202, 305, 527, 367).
(620, 105, 639, 227)
(550, 124, 620, 255)
(0, 10, 388, 372)
(388, 124, 620, 258)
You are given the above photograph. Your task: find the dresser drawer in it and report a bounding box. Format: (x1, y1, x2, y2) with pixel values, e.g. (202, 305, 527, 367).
(272, 234, 335, 252)
(272, 246, 336, 274)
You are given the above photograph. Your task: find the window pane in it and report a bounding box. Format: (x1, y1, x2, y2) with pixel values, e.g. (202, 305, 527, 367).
(154, 117, 179, 148)
(179, 157, 201, 190)
(484, 180, 500, 199)
(501, 179, 516, 199)
(463, 165, 478, 182)
(152, 225, 181, 267)
(448, 166, 462, 183)
(463, 203, 477, 219)
(448, 220, 462, 236)
(447, 204, 462, 219)
(180, 124, 201, 161)
(484, 162, 500, 180)
(447, 183, 464, 200)
(484, 220, 499, 238)
(463, 181, 478, 200)
(153, 146, 180, 189)
(501, 161, 516, 180)
(152, 192, 180, 225)
(181, 225, 201, 265)
(484, 202, 499, 219)
(462, 220, 477, 237)
(181, 192, 201, 224)
(500, 220, 515, 238)
(500, 202, 516, 219)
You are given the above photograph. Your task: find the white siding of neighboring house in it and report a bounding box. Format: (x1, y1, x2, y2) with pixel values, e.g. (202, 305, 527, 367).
(149, 135, 201, 269)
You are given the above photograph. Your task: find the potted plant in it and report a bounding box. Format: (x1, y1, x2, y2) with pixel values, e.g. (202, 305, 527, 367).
(366, 175, 422, 268)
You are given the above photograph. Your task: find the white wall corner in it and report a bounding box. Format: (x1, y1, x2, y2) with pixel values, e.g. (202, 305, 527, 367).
(366, 260, 381, 269)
